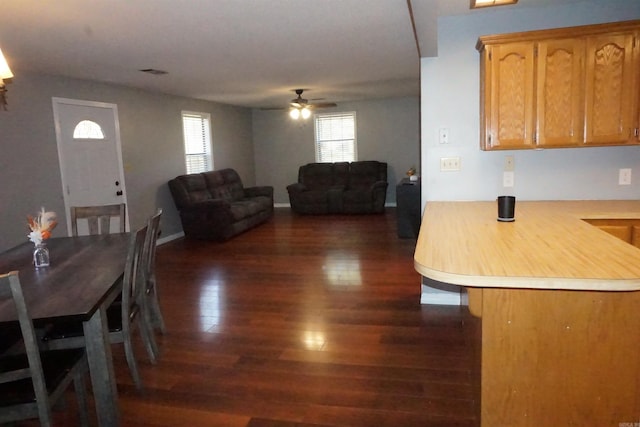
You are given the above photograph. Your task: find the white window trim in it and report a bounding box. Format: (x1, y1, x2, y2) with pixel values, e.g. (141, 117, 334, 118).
(314, 111, 357, 163)
(181, 111, 213, 174)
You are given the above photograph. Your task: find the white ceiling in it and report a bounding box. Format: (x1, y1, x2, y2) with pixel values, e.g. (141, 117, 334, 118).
(0, 0, 585, 109)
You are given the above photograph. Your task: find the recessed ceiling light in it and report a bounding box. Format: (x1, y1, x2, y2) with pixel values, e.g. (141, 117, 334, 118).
(139, 68, 168, 75)
(471, 0, 518, 9)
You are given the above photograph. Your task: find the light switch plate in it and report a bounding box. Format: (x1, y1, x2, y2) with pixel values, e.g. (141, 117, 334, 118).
(439, 128, 449, 144)
(504, 155, 515, 171)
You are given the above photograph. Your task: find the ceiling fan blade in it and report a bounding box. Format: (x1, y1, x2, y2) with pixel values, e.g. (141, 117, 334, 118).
(260, 106, 286, 111)
(310, 102, 337, 109)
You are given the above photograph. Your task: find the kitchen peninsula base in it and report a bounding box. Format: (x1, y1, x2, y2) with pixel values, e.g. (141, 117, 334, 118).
(414, 201, 640, 426)
(466, 287, 640, 427)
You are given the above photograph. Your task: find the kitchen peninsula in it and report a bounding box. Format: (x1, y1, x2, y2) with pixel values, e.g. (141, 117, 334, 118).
(414, 201, 640, 427)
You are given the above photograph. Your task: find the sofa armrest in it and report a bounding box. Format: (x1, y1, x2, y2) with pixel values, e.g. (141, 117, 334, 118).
(371, 181, 388, 191)
(286, 183, 307, 193)
(244, 186, 274, 199)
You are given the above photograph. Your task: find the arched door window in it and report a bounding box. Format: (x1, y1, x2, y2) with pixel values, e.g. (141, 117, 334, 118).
(73, 120, 105, 139)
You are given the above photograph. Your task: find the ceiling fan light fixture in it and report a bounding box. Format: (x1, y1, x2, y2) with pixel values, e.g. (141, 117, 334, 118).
(0, 49, 13, 80)
(289, 108, 301, 120)
(301, 107, 311, 119)
(470, 0, 517, 9)
(0, 48, 13, 111)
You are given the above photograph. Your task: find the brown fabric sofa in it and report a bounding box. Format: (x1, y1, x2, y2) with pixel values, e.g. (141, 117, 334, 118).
(169, 168, 273, 241)
(287, 161, 388, 214)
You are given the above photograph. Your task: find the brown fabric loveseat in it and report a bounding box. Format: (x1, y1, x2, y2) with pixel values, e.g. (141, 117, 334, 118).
(169, 168, 274, 241)
(287, 161, 388, 214)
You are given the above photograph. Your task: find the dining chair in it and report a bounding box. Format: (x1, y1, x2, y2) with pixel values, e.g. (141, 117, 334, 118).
(0, 322, 22, 355)
(143, 209, 166, 335)
(0, 271, 90, 426)
(42, 225, 158, 389)
(70, 203, 126, 236)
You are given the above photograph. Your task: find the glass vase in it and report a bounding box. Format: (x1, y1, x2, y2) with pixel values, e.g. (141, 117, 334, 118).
(33, 243, 50, 268)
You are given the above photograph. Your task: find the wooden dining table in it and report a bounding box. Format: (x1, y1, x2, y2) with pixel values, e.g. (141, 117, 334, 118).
(0, 233, 130, 427)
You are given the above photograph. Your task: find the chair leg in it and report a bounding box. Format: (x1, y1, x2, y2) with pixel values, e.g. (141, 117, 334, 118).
(150, 294, 167, 334)
(148, 278, 166, 334)
(123, 332, 143, 389)
(139, 308, 159, 364)
(73, 372, 90, 427)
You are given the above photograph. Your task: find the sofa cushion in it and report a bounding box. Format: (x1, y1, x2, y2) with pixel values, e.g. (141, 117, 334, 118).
(172, 174, 211, 208)
(230, 199, 265, 221)
(349, 161, 386, 191)
(333, 162, 350, 188)
(203, 169, 245, 201)
(300, 163, 334, 191)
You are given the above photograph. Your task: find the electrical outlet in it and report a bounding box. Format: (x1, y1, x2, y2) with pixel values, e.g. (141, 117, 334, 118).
(503, 171, 514, 187)
(440, 157, 460, 171)
(619, 168, 632, 185)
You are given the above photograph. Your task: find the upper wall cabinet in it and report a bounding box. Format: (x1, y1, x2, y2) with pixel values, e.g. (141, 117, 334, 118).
(477, 20, 640, 151)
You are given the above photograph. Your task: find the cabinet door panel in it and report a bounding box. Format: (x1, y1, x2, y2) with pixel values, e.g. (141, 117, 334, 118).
(598, 225, 632, 243)
(537, 39, 585, 147)
(487, 43, 535, 149)
(584, 33, 635, 145)
(632, 226, 640, 249)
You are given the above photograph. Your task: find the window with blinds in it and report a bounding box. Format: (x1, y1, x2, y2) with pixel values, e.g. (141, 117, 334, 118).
(314, 112, 357, 163)
(182, 111, 213, 174)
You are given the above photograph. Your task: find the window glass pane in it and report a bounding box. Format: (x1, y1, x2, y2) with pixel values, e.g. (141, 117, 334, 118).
(314, 113, 357, 163)
(73, 120, 105, 139)
(182, 112, 213, 174)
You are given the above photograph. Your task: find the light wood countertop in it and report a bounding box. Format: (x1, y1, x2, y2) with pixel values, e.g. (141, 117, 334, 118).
(414, 200, 640, 291)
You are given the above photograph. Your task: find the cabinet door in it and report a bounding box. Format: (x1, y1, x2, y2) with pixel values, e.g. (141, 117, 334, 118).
(584, 33, 636, 145)
(536, 39, 585, 147)
(485, 43, 535, 149)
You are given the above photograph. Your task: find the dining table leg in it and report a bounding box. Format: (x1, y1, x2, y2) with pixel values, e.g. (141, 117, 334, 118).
(83, 306, 120, 426)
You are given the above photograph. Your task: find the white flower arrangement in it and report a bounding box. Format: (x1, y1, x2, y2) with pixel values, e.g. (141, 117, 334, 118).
(27, 207, 57, 246)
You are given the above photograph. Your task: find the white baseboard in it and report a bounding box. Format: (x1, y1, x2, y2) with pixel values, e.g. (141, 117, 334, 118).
(274, 202, 397, 208)
(420, 278, 461, 305)
(157, 231, 184, 245)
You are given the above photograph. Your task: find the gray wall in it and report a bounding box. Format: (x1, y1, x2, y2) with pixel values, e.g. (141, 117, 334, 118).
(420, 0, 640, 203)
(0, 71, 254, 252)
(252, 96, 420, 205)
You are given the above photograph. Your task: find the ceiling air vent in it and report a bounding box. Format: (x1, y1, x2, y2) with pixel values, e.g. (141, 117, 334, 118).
(139, 68, 168, 75)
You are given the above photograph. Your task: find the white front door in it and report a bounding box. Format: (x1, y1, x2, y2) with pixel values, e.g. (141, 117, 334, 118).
(52, 97, 129, 235)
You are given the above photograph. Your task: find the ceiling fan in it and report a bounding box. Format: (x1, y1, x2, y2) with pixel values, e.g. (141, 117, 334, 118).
(289, 89, 337, 110)
(287, 89, 337, 119)
(262, 89, 337, 119)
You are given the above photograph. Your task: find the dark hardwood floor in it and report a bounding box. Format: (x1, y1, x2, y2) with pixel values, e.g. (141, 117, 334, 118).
(26, 208, 478, 426)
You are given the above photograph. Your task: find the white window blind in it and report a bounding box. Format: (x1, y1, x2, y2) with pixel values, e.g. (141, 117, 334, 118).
(314, 112, 357, 163)
(182, 111, 213, 174)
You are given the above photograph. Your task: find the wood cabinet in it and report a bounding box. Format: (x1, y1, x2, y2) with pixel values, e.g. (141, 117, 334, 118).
(585, 33, 637, 145)
(583, 218, 640, 249)
(478, 20, 640, 150)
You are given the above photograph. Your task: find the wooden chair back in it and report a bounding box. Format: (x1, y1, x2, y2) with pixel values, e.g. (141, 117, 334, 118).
(143, 209, 166, 333)
(0, 271, 89, 425)
(70, 203, 126, 236)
